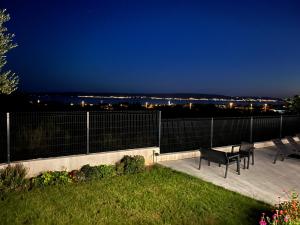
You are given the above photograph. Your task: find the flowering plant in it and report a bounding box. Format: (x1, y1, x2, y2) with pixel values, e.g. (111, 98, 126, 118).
(259, 191, 300, 225)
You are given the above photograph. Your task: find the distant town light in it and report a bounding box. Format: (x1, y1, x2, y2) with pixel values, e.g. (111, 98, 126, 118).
(229, 102, 233, 109)
(37, 99, 40, 104)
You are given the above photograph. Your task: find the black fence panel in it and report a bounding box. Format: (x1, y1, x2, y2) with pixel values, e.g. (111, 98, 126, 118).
(0, 113, 6, 163)
(89, 111, 159, 152)
(10, 112, 87, 161)
(253, 116, 281, 142)
(282, 115, 300, 137)
(160, 118, 211, 153)
(2, 112, 300, 161)
(213, 117, 251, 147)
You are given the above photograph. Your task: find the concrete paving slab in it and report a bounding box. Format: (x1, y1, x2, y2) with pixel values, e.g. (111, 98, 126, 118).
(159, 146, 300, 205)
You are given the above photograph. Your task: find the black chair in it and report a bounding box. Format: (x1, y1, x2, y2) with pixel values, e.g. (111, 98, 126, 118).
(231, 142, 255, 169)
(272, 139, 300, 164)
(286, 136, 300, 151)
(199, 148, 240, 178)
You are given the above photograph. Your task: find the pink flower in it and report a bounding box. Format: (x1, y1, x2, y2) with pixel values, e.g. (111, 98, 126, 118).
(259, 220, 267, 225)
(259, 213, 267, 225)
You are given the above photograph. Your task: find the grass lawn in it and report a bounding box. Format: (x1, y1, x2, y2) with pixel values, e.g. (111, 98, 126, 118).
(0, 165, 269, 225)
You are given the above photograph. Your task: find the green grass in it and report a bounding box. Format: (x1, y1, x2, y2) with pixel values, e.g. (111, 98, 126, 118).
(0, 165, 269, 225)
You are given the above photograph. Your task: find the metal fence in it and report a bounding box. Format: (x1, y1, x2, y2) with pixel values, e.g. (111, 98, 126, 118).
(160, 115, 300, 153)
(0, 111, 159, 163)
(1, 112, 300, 162)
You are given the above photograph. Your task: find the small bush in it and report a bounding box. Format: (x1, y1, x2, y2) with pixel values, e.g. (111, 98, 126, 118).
(0, 164, 28, 191)
(121, 155, 145, 174)
(32, 171, 72, 187)
(116, 162, 125, 175)
(80, 164, 99, 180)
(80, 164, 91, 175)
(96, 165, 116, 178)
(68, 170, 86, 182)
(80, 164, 115, 180)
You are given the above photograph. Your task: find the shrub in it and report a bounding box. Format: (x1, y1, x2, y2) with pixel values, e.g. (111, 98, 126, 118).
(0, 164, 28, 191)
(115, 162, 125, 175)
(121, 155, 145, 174)
(80, 164, 91, 175)
(80, 164, 98, 180)
(95, 165, 116, 178)
(80, 164, 115, 180)
(259, 191, 300, 225)
(68, 170, 85, 182)
(32, 171, 73, 187)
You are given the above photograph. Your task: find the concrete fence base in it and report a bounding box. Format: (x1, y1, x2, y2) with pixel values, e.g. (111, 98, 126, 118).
(0, 136, 298, 178)
(0, 147, 159, 178)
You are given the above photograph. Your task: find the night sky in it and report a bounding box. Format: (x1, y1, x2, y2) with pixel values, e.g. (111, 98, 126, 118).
(2, 0, 300, 97)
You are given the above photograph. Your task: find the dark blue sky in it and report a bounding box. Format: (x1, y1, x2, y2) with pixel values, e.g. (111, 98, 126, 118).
(2, 0, 300, 97)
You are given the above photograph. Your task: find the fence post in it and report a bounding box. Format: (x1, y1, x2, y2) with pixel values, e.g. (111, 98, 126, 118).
(87, 111, 90, 154)
(250, 116, 253, 143)
(158, 111, 161, 148)
(279, 115, 283, 138)
(6, 112, 10, 164)
(210, 117, 214, 148)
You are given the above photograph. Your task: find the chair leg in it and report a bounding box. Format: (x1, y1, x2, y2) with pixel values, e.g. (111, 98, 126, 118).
(243, 158, 246, 169)
(274, 151, 280, 164)
(225, 164, 228, 178)
(251, 152, 254, 165)
(198, 157, 202, 170)
(208, 161, 210, 166)
(237, 159, 240, 175)
(247, 156, 250, 169)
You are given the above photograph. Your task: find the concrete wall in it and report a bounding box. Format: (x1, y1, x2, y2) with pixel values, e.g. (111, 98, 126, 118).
(0, 147, 159, 178)
(156, 136, 299, 162)
(0, 136, 298, 177)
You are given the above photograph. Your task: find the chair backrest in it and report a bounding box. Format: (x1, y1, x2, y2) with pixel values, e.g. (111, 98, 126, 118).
(272, 139, 286, 149)
(240, 142, 254, 152)
(286, 136, 297, 145)
(286, 136, 300, 152)
(199, 148, 227, 164)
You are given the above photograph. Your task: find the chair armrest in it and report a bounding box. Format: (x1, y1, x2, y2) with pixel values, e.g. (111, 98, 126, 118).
(227, 152, 240, 160)
(231, 145, 240, 153)
(228, 155, 239, 160)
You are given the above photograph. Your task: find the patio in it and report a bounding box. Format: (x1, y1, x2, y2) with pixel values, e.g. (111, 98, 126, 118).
(160, 146, 300, 205)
